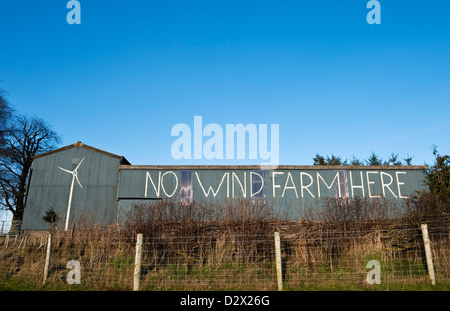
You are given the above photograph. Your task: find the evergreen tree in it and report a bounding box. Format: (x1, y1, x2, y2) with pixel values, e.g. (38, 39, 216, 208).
(366, 152, 383, 166)
(313, 154, 326, 165)
(426, 146, 450, 196)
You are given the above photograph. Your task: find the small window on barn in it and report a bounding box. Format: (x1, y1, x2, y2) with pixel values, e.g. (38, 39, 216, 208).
(251, 170, 266, 205)
(71, 158, 80, 169)
(179, 170, 194, 204)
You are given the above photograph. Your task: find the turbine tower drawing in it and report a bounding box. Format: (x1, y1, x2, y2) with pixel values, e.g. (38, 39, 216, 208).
(59, 157, 85, 231)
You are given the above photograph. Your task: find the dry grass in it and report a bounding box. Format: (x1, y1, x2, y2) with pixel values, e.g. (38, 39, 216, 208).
(0, 198, 449, 290)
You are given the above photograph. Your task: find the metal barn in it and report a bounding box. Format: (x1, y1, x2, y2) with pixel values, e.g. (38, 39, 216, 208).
(21, 142, 429, 231)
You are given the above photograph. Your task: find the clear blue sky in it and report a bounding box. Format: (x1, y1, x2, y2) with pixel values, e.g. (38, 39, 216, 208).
(0, 0, 449, 167)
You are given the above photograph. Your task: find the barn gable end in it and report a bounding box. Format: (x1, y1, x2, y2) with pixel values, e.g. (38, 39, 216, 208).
(22, 142, 128, 231)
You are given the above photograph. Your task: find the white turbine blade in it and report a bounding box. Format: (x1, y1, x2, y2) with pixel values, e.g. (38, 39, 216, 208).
(58, 167, 73, 174)
(75, 174, 83, 188)
(74, 157, 85, 172)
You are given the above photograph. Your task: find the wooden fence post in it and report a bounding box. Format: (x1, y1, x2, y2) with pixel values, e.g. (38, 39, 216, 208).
(133, 233, 143, 291)
(420, 224, 436, 285)
(4, 234, 9, 249)
(274, 231, 283, 291)
(43, 234, 52, 285)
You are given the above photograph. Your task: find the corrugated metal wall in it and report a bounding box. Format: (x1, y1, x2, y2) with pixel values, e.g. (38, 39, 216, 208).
(21, 143, 429, 230)
(22, 146, 121, 231)
(116, 167, 428, 221)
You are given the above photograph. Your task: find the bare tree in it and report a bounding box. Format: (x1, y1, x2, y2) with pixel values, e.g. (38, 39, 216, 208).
(0, 86, 13, 152)
(0, 114, 61, 223)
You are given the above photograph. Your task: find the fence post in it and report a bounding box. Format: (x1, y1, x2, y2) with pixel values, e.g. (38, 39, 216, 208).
(420, 224, 436, 285)
(43, 234, 52, 285)
(4, 234, 9, 249)
(133, 233, 143, 291)
(274, 231, 283, 291)
(17, 237, 24, 250)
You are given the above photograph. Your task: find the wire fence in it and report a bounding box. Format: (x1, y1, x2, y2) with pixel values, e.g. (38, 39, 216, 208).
(0, 221, 20, 235)
(0, 223, 448, 290)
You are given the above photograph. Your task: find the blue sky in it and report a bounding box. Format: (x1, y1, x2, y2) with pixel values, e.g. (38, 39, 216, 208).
(0, 0, 449, 168)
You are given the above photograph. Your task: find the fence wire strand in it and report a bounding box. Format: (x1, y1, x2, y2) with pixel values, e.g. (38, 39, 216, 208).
(0, 224, 448, 290)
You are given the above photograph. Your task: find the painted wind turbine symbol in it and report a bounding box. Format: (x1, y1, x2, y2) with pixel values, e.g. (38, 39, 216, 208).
(59, 157, 85, 231)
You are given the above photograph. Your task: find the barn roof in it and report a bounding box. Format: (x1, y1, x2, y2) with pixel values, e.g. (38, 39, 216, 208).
(119, 164, 428, 170)
(32, 141, 131, 165)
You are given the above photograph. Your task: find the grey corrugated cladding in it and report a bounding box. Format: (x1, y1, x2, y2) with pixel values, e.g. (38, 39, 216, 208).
(22, 142, 429, 230)
(22, 142, 129, 231)
(116, 166, 428, 221)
